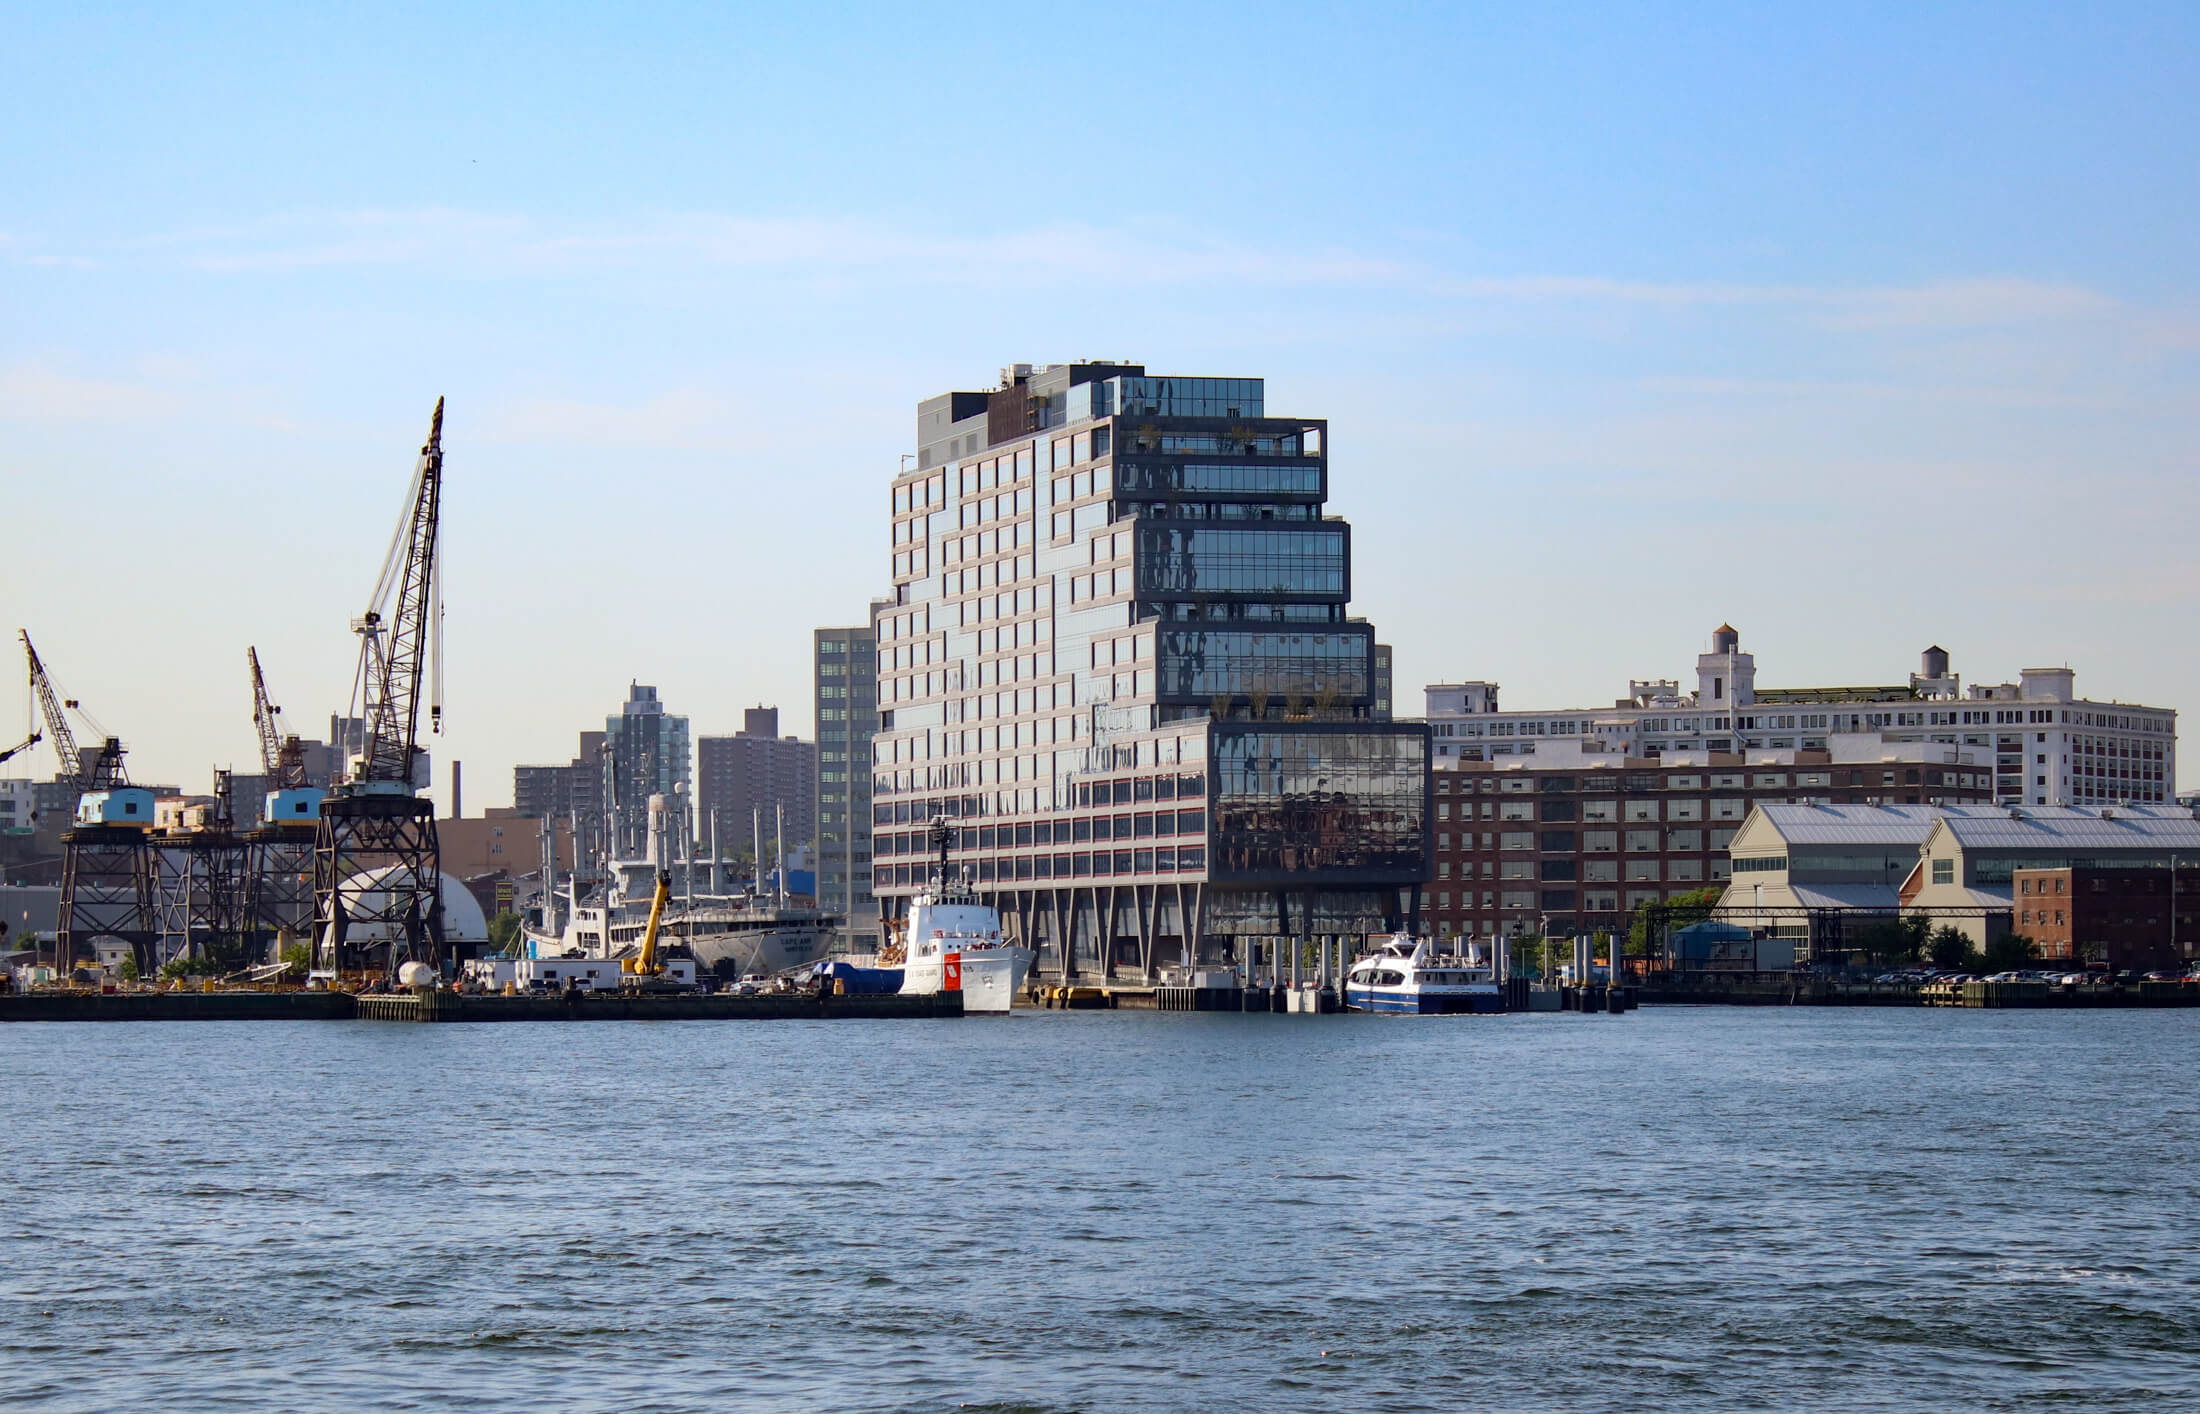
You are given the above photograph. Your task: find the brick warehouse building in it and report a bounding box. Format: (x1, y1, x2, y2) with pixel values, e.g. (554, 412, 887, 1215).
(1428, 752, 1997, 942)
(2014, 864, 2200, 971)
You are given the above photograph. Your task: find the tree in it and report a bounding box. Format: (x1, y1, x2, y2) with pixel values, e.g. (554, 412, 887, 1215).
(277, 943, 311, 981)
(1630, 887, 1720, 953)
(485, 911, 523, 954)
(1982, 933, 2039, 973)
(1927, 925, 1972, 971)
(117, 955, 140, 985)
(1855, 915, 1929, 967)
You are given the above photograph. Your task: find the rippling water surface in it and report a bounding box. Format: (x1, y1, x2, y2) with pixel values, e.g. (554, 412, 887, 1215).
(2, 1008, 2196, 1411)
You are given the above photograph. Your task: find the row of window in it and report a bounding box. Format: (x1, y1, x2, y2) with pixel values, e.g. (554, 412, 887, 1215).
(1435, 858, 1721, 882)
(874, 846, 1206, 888)
(1428, 889, 1697, 915)
(1436, 768, 1988, 795)
(870, 774, 1208, 826)
(877, 809, 1207, 855)
(1438, 828, 1728, 853)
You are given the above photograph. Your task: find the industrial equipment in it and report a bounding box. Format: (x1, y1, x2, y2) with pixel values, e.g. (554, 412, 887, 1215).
(311, 401, 448, 981)
(0, 731, 38, 767)
(23, 631, 157, 974)
(621, 871, 672, 978)
(244, 648, 320, 959)
(22, 629, 128, 791)
(248, 646, 311, 790)
(619, 870, 686, 991)
(153, 767, 253, 972)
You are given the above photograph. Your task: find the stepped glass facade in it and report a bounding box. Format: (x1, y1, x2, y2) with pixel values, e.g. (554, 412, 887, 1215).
(870, 363, 1428, 982)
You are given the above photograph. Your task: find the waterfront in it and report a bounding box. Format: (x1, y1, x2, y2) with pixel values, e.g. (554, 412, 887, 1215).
(3, 1010, 2195, 1411)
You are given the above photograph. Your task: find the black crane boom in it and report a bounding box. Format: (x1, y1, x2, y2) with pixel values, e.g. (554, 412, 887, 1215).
(355, 398, 444, 787)
(21, 630, 126, 790)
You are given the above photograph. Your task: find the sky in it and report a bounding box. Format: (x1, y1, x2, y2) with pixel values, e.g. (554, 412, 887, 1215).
(4, 2, 2197, 802)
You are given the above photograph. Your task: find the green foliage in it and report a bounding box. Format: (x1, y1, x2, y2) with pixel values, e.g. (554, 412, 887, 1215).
(1629, 887, 1721, 951)
(1927, 926, 1973, 971)
(1855, 915, 1930, 966)
(157, 957, 199, 982)
(117, 955, 140, 983)
(277, 943, 311, 980)
(485, 911, 523, 954)
(1982, 933, 2040, 972)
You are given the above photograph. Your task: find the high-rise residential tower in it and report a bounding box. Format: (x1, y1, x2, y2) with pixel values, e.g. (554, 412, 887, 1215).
(870, 362, 1429, 982)
(696, 707, 818, 870)
(604, 683, 689, 859)
(814, 619, 882, 950)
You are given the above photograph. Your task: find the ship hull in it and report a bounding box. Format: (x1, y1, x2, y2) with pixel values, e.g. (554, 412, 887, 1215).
(680, 922, 834, 978)
(898, 946, 1033, 1008)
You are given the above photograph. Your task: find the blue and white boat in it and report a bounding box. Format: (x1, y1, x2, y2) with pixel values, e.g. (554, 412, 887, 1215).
(1344, 934, 1504, 1015)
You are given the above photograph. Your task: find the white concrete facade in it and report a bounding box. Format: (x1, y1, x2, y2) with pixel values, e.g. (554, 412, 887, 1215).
(1425, 628, 2175, 809)
(0, 779, 35, 836)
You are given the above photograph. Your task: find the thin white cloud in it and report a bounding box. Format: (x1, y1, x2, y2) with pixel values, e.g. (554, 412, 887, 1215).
(45, 207, 2138, 337)
(0, 363, 187, 421)
(0, 359, 298, 430)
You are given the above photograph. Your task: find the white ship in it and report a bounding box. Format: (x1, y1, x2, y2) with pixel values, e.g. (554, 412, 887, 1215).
(1344, 934, 1504, 1015)
(881, 820, 1033, 1014)
(522, 860, 835, 982)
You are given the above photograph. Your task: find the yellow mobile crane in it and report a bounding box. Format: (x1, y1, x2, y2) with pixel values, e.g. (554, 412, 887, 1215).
(618, 871, 682, 991)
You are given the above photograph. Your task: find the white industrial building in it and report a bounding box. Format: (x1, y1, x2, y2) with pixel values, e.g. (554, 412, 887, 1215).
(1717, 801, 2200, 956)
(1426, 627, 2175, 809)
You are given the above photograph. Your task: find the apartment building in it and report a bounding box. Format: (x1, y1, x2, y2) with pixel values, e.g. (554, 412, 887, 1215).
(696, 708, 818, 873)
(1427, 630, 2175, 808)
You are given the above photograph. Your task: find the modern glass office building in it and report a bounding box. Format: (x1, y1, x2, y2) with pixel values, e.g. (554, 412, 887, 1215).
(870, 362, 1428, 981)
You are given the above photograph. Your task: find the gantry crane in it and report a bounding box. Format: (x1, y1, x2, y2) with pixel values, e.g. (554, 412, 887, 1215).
(244, 647, 321, 960)
(22, 630, 128, 791)
(312, 400, 448, 981)
(23, 631, 157, 974)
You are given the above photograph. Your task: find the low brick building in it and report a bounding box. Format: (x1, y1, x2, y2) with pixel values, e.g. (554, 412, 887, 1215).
(2014, 864, 2200, 970)
(1429, 751, 1995, 942)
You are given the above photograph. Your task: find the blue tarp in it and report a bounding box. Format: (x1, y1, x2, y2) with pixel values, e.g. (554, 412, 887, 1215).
(767, 868, 817, 898)
(810, 960, 905, 994)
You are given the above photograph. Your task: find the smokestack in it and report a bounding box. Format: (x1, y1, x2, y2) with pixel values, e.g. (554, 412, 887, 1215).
(451, 760, 463, 820)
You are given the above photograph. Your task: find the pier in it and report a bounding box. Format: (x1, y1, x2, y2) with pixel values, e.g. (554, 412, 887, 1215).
(0, 989, 964, 1023)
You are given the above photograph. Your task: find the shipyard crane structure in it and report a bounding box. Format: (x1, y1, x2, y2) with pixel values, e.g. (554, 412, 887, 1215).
(245, 647, 322, 956)
(312, 400, 448, 979)
(23, 631, 159, 973)
(152, 766, 254, 973)
(22, 629, 128, 792)
(248, 646, 311, 790)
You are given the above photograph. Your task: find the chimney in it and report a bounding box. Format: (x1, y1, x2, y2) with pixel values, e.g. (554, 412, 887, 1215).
(451, 760, 463, 820)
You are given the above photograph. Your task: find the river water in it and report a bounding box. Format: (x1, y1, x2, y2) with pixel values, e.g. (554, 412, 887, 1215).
(2, 1008, 2195, 1412)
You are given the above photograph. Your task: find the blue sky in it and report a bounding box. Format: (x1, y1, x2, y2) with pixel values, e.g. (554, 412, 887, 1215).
(5, 3, 2197, 800)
